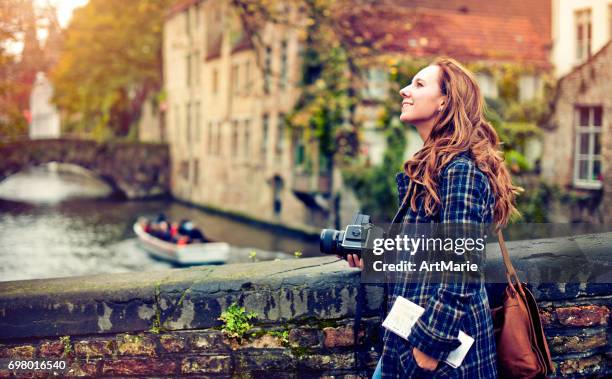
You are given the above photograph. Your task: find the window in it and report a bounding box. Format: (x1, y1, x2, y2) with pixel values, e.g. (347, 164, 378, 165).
(217, 121, 222, 156)
(174, 106, 180, 142)
(574, 106, 603, 189)
(193, 159, 199, 185)
(363, 67, 388, 100)
(280, 40, 288, 90)
(575, 9, 592, 63)
(232, 64, 240, 95)
(207, 121, 213, 155)
(244, 61, 251, 93)
(180, 160, 189, 180)
(475, 72, 498, 98)
(609, 4, 612, 40)
(264, 46, 272, 94)
(186, 54, 191, 87)
(212, 69, 218, 94)
(194, 50, 200, 85)
(276, 113, 285, 158)
(261, 114, 269, 160)
(185, 9, 190, 36)
(186, 103, 191, 142)
(244, 119, 251, 157)
(293, 129, 305, 166)
(231, 120, 239, 156)
(518, 74, 541, 102)
(195, 102, 201, 141)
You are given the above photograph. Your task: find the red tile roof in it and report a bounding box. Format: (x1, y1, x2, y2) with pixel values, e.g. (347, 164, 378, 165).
(337, 2, 551, 69)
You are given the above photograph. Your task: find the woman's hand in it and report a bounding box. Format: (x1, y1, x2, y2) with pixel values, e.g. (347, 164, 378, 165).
(344, 254, 363, 269)
(413, 347, 439, 371)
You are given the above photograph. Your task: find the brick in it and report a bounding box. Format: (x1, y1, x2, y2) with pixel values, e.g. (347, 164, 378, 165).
(39, 341, 65, 358)
(66, 360, 99, 377)
(181, 355, 232, 374)
(101, 358, 176, 376)
(288, 328, 320, 348)
(538, 308, 555, 327)
(74, 339, 115, 358)
(555, 305, 609, 327)
(159, 334, 186, 353)
(116, 334, 157, 357)
(190, 331, 231, 352)
(238, 334, 284, 349)
(557, 354, 603, 376)
(0, 345, 35, 359)
(323, 325, 364, 348)
(549, 331, 607, 354)
(299, 352, 355, 370)
(0, 370, 10, 378)
(236, 350, 295, 371)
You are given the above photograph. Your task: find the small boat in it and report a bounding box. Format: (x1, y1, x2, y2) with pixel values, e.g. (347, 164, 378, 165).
(133, 219, 231, 265)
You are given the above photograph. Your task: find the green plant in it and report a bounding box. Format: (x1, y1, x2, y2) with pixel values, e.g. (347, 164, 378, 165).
(294, 251, 303, 258)
(248, 251, 257, 262)
(218, 303, 257, 341)
(60, 336, 72, 357)
(268, 330, 290, 346)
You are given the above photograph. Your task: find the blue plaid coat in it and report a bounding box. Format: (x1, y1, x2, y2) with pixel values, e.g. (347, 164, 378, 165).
(380, 152, 498, 378)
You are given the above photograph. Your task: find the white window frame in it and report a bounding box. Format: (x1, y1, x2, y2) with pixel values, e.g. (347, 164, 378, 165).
(575, 8, 592, 63)
(573, 106, 602, 189)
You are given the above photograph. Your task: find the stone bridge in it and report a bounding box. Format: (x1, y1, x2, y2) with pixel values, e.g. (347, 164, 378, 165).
(0, 138, 170, 199)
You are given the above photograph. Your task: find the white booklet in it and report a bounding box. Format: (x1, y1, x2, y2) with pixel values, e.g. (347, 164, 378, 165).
(382, 296, 474, 369)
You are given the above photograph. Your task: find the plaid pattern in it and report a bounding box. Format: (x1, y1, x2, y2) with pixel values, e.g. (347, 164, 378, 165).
(380, 153, 498, 378)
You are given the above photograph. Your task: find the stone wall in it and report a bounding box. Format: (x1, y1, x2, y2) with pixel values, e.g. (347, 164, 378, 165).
(0, 138, 170, 199)
(0, 233, 611, 377)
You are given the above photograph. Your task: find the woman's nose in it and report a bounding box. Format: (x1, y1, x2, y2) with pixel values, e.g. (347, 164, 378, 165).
(399, 86, 410, 98)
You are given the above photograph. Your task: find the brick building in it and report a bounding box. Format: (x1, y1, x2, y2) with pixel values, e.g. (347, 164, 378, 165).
(541, 41, 611, 222)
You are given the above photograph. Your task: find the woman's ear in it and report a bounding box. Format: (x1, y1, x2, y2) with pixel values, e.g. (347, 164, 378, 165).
(438, 99, 445, 112)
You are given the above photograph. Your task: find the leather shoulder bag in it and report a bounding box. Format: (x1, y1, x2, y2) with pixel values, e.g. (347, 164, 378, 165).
(491, 228, 555, 378)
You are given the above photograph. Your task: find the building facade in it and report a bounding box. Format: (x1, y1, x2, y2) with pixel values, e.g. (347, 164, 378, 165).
(541, 41, 611, 222)
(163, 0, 331, 230)
(551, 0, 612, 77)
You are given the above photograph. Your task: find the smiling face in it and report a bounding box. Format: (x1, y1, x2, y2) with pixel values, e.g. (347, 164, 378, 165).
(399, 65, 446, 129)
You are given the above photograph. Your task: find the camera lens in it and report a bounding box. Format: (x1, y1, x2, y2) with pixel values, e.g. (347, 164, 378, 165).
(320, 229, 341, 255)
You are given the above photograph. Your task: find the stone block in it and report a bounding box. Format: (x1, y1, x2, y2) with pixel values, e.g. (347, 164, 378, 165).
(101, 358, 176, 376)
(116, 334, 157, 357)
(549, 331, 607, 354)
(159, 334, 186, 353)
(236, 350, 295, 371)
(39, 340, 65, 358)
(298, 353, 355, 370)
(0, 345, 35, 358)
(288, 328, 321, 348)
(66, 360, 99, 377)
(190, 331, 231, 352)
(74, 339, 115, 358)
(323, 325, 364, 348)
(180, 355, 232, 374)
(555, 305, 609, 327)
(557, 354, 604, 376)
(237, 334, 285, 349)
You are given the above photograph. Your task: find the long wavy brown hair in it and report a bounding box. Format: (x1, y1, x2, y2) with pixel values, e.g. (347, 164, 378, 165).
(403, 57, 520, 225)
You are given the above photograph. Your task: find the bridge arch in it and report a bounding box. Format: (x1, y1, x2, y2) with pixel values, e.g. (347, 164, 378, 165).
(0, 139, 170, 199)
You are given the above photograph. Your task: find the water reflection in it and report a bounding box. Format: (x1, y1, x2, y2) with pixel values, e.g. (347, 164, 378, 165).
(0, 165, 319, 282)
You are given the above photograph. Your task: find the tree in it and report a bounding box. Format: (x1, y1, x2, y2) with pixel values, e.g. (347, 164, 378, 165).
(51, 0, 172, 139)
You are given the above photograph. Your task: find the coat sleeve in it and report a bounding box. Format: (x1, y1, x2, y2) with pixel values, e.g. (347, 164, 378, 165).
(405, 160, 489, 361)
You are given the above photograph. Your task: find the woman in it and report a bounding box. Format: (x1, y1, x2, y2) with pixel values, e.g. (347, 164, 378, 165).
(348, 57, 520, 378)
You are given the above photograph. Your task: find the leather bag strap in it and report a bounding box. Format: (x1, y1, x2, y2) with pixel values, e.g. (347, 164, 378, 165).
(496, 225, 525, 297)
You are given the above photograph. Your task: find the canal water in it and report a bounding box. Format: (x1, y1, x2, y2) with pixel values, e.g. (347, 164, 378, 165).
(0, 164, 319, 282)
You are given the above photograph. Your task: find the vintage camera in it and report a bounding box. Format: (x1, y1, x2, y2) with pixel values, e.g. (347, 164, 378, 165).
(320, 213, 383, 258)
